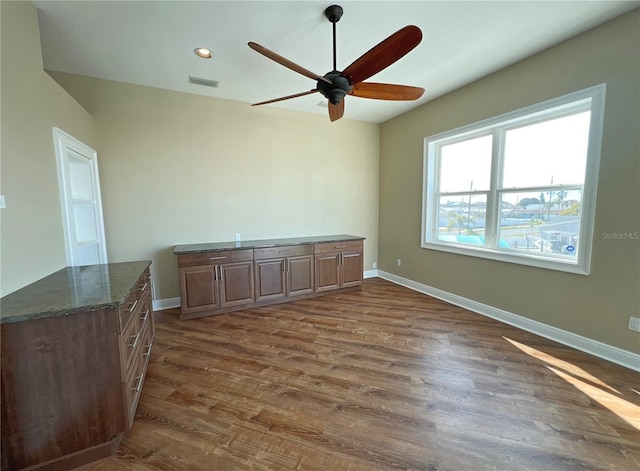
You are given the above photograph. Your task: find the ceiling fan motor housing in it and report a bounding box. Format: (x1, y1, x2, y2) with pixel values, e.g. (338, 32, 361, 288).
(318, 72, 352, 104)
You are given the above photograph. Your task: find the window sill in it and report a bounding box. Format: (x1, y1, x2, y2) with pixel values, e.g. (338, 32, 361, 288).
(422, 241, 589, 275)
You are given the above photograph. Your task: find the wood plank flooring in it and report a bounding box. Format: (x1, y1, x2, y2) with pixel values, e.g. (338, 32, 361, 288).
(78, 278, 639, 471)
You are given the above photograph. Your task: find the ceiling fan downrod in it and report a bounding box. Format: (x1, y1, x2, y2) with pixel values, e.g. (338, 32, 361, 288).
(321, 5, 351, 105)
(324, 4, 343, 72)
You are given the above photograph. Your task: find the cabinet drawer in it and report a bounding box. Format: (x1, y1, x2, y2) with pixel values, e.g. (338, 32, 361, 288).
(178, 249, 254, 268)
(136, 271, 151, 299)
(314, 240, 363, 254)
(121, 314, 141, 371)
(139, 315, 154, 368)
(124, 352, 144, 428)
(118, 289, 141, 332)
(138, 301, 152, 331)
(254, 244, 314, 260)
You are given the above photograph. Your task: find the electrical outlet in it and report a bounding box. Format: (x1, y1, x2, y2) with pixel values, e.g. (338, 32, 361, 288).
(235, 233, 241, 242)
(396, 258, 402, 267)
(628, 316, 640, 332)
(372, 261, 377, 269)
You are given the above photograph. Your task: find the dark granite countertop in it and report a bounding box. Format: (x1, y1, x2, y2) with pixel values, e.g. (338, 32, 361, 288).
(174, 234, 365, 255)
(0, 261, 151, 325)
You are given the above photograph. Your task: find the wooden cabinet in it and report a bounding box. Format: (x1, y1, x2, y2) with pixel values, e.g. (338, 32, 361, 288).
(176, 236, 364, 320)
(178, 249, 254, 318)
(287, 253, 315, 297)
(0, 262, 154, 471)
(254, 245, 314, 302)
(120, 269, 154, 428)
(315, 240, 364, 292)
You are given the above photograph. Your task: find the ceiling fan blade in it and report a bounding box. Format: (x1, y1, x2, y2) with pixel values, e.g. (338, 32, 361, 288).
(252, 89, 318, 106)
(328, 100, 345, 122)
(248, 42, 331, 85)
(350, 82, 425, 101)
(341, 25, 422, 85)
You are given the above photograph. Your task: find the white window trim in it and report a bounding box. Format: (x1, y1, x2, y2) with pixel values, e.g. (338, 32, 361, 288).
(421, 84, 606, 275)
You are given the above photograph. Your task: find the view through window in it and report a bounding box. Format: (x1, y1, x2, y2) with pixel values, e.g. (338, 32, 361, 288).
(422, 85, 605, 274)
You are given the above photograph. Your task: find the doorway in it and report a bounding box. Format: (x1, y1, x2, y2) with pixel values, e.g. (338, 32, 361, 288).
(53, 127, 107, 266)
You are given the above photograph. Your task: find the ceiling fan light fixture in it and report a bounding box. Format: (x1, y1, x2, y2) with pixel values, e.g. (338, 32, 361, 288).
(194, 47, 213, 59)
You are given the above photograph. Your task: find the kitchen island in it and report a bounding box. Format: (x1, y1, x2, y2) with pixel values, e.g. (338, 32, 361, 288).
(1, 261, 154, 471)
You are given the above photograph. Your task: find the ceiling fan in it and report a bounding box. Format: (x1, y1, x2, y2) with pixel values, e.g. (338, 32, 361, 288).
(248, 4, 424, 122)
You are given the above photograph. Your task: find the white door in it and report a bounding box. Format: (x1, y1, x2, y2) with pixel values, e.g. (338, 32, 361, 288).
(53, 128, 108, 266)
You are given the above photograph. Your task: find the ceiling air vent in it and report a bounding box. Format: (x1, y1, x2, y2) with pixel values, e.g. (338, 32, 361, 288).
(188, 76, 219, 88)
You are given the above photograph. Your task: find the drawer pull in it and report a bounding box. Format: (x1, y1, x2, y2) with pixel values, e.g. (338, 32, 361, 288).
(144, 342, 153, 357)
(140, 310, 150, 322)
(138, 282, 148, 292)
(128, 299, 139, 313)
(132, 373, 145, 392)
(209, 256, 227, 260)
(335, 245, 347, 248)
(128, 333, 140, 349)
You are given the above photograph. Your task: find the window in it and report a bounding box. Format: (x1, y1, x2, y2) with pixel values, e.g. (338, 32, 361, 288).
(422, 84, 605, 274)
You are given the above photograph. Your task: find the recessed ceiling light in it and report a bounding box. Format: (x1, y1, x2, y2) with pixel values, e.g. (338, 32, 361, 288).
(194, 48, 213, 59)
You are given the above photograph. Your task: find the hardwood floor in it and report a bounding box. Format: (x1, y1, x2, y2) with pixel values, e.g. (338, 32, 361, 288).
(78, 278, 639, 471)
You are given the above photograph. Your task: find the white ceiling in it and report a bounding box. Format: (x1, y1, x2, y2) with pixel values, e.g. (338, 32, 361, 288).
(34, 0, 638, 123)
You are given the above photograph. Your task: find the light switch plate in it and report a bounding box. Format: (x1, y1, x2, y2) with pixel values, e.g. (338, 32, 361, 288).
(0, 195, 5, 209)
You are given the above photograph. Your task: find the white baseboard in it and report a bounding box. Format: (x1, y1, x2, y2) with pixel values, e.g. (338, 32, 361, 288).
(153, 296, 180, 311)
(364, 269, 379, 279)
(377, 270, 640, 372)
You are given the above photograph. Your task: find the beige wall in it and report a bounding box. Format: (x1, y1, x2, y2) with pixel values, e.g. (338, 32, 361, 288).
(0, 1, 96, 296)
(48, 73, 380, 301)
(379, 10, 640, 353)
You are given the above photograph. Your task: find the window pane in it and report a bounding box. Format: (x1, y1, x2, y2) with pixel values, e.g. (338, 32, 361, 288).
(439, 135, 492, 192)
(437, 194, 487, 245)
(498, 190, 582, 255)
(502, 111, 590, 188)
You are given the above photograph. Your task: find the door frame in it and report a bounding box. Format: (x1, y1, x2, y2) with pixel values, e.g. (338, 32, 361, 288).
(53, 127, 108, 266)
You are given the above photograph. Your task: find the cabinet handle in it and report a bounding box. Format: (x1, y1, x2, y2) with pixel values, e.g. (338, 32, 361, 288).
(209, 256, 227, 260)
(335, 245, 347, 248)
(218, 265, 223, 281)
(140, 310, 150, 322)
(144, 342, 153, 357)
(128, 333, 140, 349)
(138, 282, 148, 292)
(128, 299, 138, 313)
(132, 373, 145, 392)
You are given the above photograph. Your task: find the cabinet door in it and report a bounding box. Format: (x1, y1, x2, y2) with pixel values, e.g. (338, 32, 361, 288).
(342, 251, 363, 287)
(179, 266, 219, 313)
(220, 261, 255, 307)
(287, 255, 314, 297)
(255, 258, 286, 302)
(315, 253, 341, 292)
